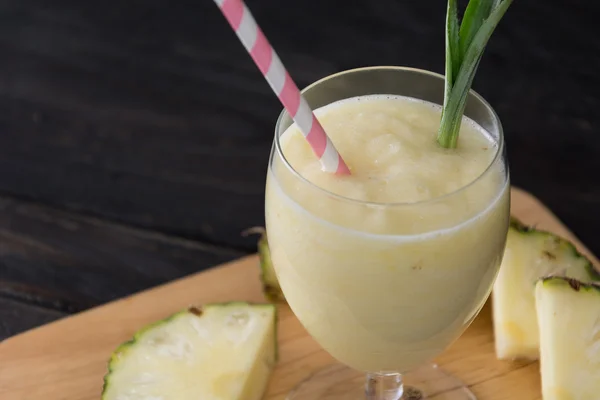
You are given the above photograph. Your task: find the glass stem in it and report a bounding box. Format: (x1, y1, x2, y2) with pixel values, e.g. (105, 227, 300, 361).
(365, 372, 404, 400)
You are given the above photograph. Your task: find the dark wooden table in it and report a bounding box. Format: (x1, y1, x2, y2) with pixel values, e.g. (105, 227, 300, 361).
(1, 0, 599, 341)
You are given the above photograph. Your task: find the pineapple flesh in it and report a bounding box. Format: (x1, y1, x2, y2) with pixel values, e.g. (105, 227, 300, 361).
(102, 303, 277, 400)
(535, 277, 600, 400)
(492, 218, 599, 360)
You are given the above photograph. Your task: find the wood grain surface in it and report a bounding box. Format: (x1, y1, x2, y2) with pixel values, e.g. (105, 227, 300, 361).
(1, 188, 597, 400)
(0, 0, 599, 251)
(1, 0, 599, 342)
(0, 195, 242, 339)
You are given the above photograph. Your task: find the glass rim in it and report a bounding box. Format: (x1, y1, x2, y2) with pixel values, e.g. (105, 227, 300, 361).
(273, 65, 506, 207)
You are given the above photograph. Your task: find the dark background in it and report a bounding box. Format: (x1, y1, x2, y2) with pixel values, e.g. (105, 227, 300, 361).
(1, 0, 598, 339)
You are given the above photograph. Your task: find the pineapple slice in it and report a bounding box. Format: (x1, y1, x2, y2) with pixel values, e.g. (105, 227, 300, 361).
(102, 303, 277, 400)
(244, 227, 285, 302)
(535, 277, 600, 400)
(492, 218, 599, 360)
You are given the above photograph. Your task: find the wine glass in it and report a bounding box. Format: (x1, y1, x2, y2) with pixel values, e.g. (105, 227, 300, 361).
(265, 66, 510, 400)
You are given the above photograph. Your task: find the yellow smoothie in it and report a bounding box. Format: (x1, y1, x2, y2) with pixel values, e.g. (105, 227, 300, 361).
(265, 95, 509, 372)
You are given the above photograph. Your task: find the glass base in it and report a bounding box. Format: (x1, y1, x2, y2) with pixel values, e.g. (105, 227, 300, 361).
(287, 363, 476, 400)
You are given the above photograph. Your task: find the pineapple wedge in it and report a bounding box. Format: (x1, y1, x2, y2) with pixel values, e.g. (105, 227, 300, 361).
(492, 218, 599, 360)
(102, 303, 277, 400)
(535, 277, 600, 400)
(244, 227, 285, 302)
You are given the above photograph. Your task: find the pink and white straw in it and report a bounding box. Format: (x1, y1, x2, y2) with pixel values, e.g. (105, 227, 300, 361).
(213, 0, 350, 175)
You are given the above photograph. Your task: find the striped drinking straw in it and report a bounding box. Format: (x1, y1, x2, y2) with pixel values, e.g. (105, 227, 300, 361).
(213, 0, 351, 175)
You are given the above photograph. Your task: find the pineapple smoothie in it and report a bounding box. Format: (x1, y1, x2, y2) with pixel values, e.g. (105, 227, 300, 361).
(265, 94, 510, 372)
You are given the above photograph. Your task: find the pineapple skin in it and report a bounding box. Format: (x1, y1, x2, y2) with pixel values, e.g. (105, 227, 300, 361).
(492, 217, 599, 360)
(509, 218, 600, 280)
(243, 227, 285, 303)
(535, 277, 600, 400)
(257, 231, 286, 303)
(102, 302, 278, 400)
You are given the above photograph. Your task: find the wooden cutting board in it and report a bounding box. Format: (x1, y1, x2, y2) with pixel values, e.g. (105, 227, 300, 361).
(1, 187, 597, 400)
